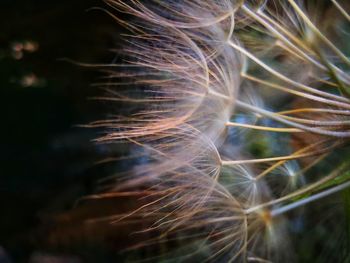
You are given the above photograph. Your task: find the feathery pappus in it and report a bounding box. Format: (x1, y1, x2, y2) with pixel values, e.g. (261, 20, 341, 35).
(80, 0, 350, 262)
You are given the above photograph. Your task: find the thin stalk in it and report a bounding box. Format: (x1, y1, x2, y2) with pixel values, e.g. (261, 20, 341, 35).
(237, 100, 350, 137)
(221, 144, 333, 166)
(276, 41, 307, 62)
(270, 180, 350, 216)
(245, 163, 349, 214)
(288, 0, 350, 67)
(257, 7, 350, 85)
(312, 76, 338, 88)
(242, 5, 327, 72)
(208, 88, 234, 101)
(225, 121, 302, 132)
(296, 153, 328, 176)
(311, 43, 350, 97)
(255, 140, 335, 180)
(275, 114, 350, 127)
(277, 108, 350, 116)
(257, 8, 315, 55)
(228, 40, 350, 103)
(259, 152, 328, 182)
(331, 0, 350, 22)
(242, 73, 350, 110)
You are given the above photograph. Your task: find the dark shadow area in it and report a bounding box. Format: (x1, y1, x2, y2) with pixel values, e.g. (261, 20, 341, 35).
(0, 0, 127, 262)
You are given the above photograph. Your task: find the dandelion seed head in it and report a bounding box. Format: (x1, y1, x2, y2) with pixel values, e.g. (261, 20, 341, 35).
(94, 2, 244, 144)
(86, 0, 350, 261)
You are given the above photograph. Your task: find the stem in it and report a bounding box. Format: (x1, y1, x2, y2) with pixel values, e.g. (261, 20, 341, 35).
(288, 0, 350, 67)
(255, 140, 336, 180)
(331, 0, 350, 22)
(245, 163, 349, 214)
(228, 40, 350, 104)
(242, 73, 350, 110)
(256, 6, 350, 85)
(270, 180, 350, 217)
(312, 77, 338, 88)
(236, 100, 350, 137)
(225, 121, 302, 133)
(277, 108, 350, 116)
(276, 114, 350, 127)
(221, 155, 301, 165)
(242, 5, 326, 72)
(221, 142, 335, 166)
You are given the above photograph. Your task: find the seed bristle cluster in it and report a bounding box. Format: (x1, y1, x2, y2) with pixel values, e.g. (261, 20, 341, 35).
(84, 0, 350, 261)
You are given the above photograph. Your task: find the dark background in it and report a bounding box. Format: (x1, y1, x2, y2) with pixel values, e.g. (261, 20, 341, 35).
(0, 0, 128, 262)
